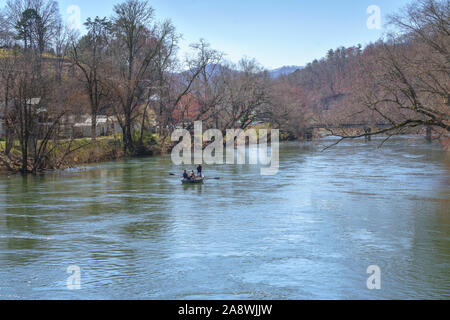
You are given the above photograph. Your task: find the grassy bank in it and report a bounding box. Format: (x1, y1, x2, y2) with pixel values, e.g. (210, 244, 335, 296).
(0, 133, 161, 174)
(55, 136, 125, 167)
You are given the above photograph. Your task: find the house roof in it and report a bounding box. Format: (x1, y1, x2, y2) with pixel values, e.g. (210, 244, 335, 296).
(73, 115, 114, 127)
(0, 99, 45, 116)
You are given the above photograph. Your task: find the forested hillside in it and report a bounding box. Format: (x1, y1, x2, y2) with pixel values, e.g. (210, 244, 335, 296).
(0, 0, 448, 173)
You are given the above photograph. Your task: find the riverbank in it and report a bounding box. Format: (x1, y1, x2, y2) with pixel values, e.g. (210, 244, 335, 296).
(0, 125, 284, 174)
(1, 132, 448, 174)
(0, 134, 161, 174)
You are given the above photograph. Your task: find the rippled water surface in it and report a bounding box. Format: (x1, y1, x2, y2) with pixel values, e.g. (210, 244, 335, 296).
(0, 137, 449, 299)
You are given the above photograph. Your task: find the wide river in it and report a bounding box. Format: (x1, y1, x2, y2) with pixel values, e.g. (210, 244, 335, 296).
(0, 136, 449, 299)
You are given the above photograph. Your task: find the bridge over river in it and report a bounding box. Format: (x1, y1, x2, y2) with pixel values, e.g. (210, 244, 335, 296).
(304, 123, 432, 141)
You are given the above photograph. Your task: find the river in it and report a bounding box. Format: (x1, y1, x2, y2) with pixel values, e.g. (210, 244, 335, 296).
(0, 136, 449, 299)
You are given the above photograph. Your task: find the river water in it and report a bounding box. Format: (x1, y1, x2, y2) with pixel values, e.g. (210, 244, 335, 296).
(0, 136, 449, 299)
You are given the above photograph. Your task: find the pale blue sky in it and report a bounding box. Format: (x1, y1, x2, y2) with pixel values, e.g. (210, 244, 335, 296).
(39, 0, 412, 68)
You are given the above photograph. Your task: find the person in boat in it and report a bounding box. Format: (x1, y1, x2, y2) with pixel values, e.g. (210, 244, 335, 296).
(197, 165, 202, 177)
(190, 170, 196, 179)
(183, 170, 189, 180)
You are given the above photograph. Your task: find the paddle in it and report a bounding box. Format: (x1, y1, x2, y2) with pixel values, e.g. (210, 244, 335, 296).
(203, 176, 220, 180)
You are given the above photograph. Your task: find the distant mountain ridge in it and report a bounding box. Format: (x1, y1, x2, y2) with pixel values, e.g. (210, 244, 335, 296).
(269, 65, 304, 78)
(180, 64, 304, 79)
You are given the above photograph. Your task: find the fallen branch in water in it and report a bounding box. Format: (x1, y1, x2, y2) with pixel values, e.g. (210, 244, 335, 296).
(321, 119, 432, 151)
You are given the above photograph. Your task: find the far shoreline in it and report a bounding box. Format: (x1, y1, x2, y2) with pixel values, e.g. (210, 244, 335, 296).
(1, 134, 448, 177)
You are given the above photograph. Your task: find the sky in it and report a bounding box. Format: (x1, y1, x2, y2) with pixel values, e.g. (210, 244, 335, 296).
(20, 0, 413, 69)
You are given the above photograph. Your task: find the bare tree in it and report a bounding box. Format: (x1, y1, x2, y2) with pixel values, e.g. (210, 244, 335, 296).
(184, 40, 224, 129)
(6, 0, 60, 54)
(108, 0, 176, 154)
(262, 77, 311, 139)
(0, 8, 14, 47)
(6, 53, 42, 172)
(219, 58, 272, 132)
(352, 0, 449, 139)
(53, 20, 72, 82)
(70, 17, 111, 140)
(154, 39, 223, 138)
(0, 48, 19, 156)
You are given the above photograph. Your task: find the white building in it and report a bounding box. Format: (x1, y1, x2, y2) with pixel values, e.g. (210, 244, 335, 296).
(73, 115, 122, 137)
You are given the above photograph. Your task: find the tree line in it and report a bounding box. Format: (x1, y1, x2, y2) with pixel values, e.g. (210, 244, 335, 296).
(280, 0, 449, 140)
(0, 0, 448, 173)
(0, 0, 274, 172)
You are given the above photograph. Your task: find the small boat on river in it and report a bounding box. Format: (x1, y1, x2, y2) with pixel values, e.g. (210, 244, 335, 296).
(181, 177, 204, 184)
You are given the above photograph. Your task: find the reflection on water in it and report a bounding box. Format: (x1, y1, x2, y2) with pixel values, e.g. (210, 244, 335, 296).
(0, 136, 449, 299)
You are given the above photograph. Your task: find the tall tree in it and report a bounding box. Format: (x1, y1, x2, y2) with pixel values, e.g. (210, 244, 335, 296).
(15, 8, 39, 50)
(71, 17, 111, 140)
(109, 0, 175, 154)
(0, 8, 13, 47)
(6, 0, 60, 55)
(220, 58, 272, 132)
